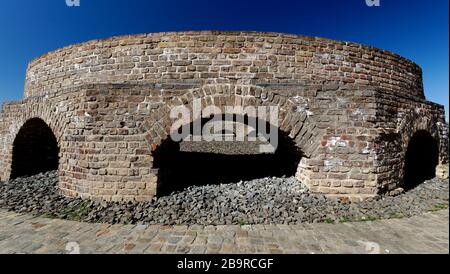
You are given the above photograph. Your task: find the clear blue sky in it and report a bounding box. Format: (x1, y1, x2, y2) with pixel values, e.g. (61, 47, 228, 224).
(0, 0, 448, 119)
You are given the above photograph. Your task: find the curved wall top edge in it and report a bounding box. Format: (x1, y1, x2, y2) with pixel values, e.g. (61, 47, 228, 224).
(24, 31, 425, 99)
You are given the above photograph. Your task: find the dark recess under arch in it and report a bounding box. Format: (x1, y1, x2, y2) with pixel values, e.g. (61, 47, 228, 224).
(11, 118, 59, 179)
(152, 114, 303, 195)
(403, 130, 439, 189)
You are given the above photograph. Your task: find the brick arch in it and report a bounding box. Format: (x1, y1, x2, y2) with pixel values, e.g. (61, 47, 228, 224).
(3, 102, 68, 180)
(394, 109, 442, 187)
(397, 109, 440, 151)
(140, 84, 322, 158)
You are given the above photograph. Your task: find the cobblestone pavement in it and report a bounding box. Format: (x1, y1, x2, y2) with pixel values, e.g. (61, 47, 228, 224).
(0, 209, 448, 254)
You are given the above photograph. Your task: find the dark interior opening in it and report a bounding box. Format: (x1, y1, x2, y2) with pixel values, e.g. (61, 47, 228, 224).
(153, 114, 303, 196)
(11, 118, 60, 179)
(403, 130, 439, 189)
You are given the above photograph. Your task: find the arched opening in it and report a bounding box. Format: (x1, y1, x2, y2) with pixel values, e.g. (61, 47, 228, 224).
(403, 130, 439, 189)
(11, 118, 60, 179)
(152, 114, 303, 195)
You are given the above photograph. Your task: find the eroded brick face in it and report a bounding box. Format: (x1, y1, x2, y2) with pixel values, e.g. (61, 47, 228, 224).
(0, 31, 447, 202)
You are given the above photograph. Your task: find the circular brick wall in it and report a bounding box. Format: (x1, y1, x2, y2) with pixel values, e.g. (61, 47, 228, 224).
(1, 31, 446, 202)
(25, 31, 424, 99)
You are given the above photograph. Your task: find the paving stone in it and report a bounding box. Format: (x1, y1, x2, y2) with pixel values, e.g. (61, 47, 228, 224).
(0, 209, 447, 254)
(167, 237, 182, 244)
(207, 235, 223, 245)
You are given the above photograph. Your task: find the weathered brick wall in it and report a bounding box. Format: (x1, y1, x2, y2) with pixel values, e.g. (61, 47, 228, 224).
(0, 95, 71, 182)
(0, 85, 157, 201)
(0, 31, 447, 202)
(25, 31, 424, 99)
(301, 84, 380, 198)
(373, 89, 448, 193)
(59, 85, 158, 201)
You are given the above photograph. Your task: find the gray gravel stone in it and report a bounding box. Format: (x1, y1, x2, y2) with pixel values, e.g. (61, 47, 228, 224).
(0, 170, 448, 225)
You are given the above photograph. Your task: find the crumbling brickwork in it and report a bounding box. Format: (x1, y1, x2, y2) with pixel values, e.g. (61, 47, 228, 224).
(0, 31, 447, 201)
